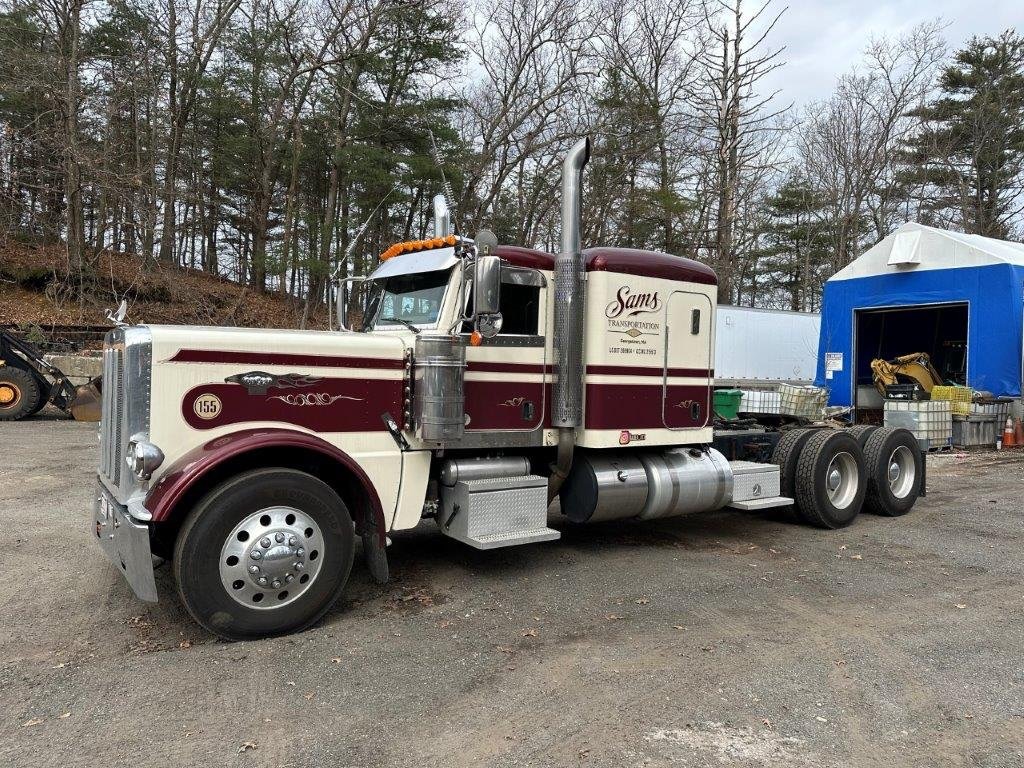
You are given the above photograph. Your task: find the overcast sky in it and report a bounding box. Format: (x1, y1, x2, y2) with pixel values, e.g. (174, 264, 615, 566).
(762, 0, 1021, 108)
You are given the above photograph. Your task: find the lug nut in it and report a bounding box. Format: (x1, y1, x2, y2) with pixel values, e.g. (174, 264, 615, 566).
(258, 576, 268, 585)
(248, 565, 260, 574)
(296, 547, 304, 556)
(295, 562, 305, 571)
(260, 537, 271, 548)
(285, 574, 294, 583)
(271, 579, 282, 589)
(250, 550, 262, 560)
(275, 532, 285, 543)
(288, 535, 296, 546)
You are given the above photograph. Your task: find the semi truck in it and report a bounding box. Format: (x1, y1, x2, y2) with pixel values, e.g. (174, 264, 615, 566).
(92, 138, 924, 640)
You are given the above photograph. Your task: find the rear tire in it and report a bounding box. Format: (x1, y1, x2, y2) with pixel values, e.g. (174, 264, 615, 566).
(843, 424, 879, 448)
(863, 427, 922, 516)
(0, 366, 41, 421)
(771, 428, 817, 521)
(794, 430, 866, 529)
(173, 468, 355, 641)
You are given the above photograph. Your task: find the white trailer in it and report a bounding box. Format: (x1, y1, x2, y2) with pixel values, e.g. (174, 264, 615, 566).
(714, 306, 820, 387)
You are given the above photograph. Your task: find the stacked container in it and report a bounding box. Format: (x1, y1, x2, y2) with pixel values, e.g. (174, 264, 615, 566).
(739, 389, 781, 416)
(778, 384, 828, 419)
(930, 385, 972, 417)
(884, 400, 952, 447)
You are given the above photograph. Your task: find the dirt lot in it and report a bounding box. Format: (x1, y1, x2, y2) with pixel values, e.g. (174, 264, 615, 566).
(1, 418, 1022, 768)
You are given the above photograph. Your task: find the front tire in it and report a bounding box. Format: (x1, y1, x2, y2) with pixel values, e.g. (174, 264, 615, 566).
(173, 468, 355, 640)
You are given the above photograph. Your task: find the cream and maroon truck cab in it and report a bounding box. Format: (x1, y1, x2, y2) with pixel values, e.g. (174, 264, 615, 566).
(92, 138, 924, 639)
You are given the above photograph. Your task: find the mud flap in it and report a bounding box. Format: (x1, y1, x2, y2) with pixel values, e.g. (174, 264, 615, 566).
(361, 526, 389, 584)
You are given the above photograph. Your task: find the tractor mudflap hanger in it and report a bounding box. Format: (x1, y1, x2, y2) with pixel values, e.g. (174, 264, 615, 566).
(90, 135, 924, 640)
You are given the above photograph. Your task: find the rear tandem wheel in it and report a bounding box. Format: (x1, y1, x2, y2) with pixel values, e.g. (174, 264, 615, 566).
(794, 430, 867, 529)
(862, 427, 923, 516)
(770, 427, 817, 522)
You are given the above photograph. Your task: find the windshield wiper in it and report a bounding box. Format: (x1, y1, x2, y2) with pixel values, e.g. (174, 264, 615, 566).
(378, 317, 421, 334)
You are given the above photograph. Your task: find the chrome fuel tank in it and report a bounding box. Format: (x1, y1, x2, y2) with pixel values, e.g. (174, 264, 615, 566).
(559, 447, 733, 523)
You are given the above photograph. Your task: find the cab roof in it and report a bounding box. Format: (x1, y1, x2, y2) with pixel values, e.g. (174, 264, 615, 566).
(495, 245, 717, 286)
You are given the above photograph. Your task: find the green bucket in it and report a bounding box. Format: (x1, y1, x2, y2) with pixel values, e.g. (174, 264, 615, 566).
(713, 389, 744, 420)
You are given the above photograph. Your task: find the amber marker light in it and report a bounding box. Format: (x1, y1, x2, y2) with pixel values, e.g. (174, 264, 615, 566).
(379, 234, 462, 261)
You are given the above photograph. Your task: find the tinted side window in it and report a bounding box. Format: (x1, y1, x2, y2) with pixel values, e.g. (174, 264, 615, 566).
(499, 283, 540, 335)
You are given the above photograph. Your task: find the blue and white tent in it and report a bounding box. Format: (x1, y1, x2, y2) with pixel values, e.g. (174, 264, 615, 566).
(815, 222, 1024, 409)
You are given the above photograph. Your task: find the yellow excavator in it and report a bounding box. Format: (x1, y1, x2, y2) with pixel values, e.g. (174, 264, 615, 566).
(870, 352, 944, 398)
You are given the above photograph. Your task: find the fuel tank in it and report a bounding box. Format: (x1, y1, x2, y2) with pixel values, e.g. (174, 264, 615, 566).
(559, 447, 733, 523)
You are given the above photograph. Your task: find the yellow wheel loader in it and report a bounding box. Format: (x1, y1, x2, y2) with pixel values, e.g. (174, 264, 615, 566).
(0, 328, 101, 421)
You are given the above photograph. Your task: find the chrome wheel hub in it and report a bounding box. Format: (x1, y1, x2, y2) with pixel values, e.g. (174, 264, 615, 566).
(887, 445, 916, 499)
(825, 451, 858, 509)
(220, 506, 324, 610)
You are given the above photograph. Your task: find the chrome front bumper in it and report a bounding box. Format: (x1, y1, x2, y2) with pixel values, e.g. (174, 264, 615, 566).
(93, 481, 158, 602)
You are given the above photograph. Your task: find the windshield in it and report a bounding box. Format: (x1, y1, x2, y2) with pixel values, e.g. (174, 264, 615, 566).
(366, 268, 452, 330)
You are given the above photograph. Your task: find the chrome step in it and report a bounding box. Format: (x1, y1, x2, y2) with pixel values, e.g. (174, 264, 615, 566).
(728, 496, 794, 511)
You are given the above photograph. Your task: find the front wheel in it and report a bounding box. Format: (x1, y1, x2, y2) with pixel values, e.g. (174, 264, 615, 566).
(173, 468, 355, 640)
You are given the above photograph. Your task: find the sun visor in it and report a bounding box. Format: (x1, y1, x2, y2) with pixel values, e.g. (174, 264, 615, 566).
(369, 247, 458, 279)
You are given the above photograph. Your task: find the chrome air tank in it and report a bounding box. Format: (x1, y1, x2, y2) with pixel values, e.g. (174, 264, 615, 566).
(559, 448, 733, 523)
(414, 334, 466, 442)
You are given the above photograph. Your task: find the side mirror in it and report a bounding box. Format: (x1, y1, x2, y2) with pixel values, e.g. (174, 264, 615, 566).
(473, 254, 502, 316)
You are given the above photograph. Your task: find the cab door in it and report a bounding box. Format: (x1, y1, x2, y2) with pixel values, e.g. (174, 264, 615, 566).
(463, 269, 547, 432)
(663, 290, 714, 429)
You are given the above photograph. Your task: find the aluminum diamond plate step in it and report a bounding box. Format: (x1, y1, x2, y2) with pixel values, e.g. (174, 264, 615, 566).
(462, 526, 561, 550)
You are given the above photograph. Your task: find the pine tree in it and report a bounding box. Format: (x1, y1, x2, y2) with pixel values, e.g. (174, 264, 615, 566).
(899, 30, 1024, 238)
(752, 176, 833, 311)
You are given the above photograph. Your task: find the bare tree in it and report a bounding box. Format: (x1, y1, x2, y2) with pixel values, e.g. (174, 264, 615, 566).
(693, 0, 788, 303)
(156, 0, 244, 264)
(457, 0, 591, 237)
(797, 20, 945, 272)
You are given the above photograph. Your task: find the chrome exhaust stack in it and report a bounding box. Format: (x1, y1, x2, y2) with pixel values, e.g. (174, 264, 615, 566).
(549, 136, 591, 501)
(433, 194, 451, 237)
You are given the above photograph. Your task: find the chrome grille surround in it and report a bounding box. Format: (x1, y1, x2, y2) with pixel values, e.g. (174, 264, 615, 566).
(98, 325, 152, 515)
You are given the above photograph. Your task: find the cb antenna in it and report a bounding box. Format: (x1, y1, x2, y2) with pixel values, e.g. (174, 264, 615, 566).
(428, 129, 458, 236)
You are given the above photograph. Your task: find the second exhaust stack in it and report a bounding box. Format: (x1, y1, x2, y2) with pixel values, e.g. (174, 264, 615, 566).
(552, 136, 591, 428)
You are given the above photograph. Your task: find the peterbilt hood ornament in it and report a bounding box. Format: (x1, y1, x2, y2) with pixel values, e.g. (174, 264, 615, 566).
(105, 299, 128, 328)
(225, 371, 324, 395)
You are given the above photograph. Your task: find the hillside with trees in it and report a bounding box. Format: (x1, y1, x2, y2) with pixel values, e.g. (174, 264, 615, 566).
(0, 0, 1022, 325)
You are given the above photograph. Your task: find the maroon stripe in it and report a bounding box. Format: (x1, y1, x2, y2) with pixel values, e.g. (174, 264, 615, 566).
(467, 361, 548, 374)
(585, 382, 711, 430)
(586, 365, 713, 378)
(181, 377, 401, 432)
(170, 349, 405, 370)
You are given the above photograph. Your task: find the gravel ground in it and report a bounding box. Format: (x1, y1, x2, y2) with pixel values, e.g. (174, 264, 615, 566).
(1, 418, 1022, 768)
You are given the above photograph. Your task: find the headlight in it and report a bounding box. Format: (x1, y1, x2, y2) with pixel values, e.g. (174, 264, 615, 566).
(125, 435, 164, 480)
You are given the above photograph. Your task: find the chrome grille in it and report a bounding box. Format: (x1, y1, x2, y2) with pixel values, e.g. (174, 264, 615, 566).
(97, 326, 151, 504)
(100, 340, 125, 484)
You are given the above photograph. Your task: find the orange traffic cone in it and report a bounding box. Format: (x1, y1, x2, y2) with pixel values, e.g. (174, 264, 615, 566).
(1003, 418, 1015, 447)
(1014, 418, 1023, 446)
